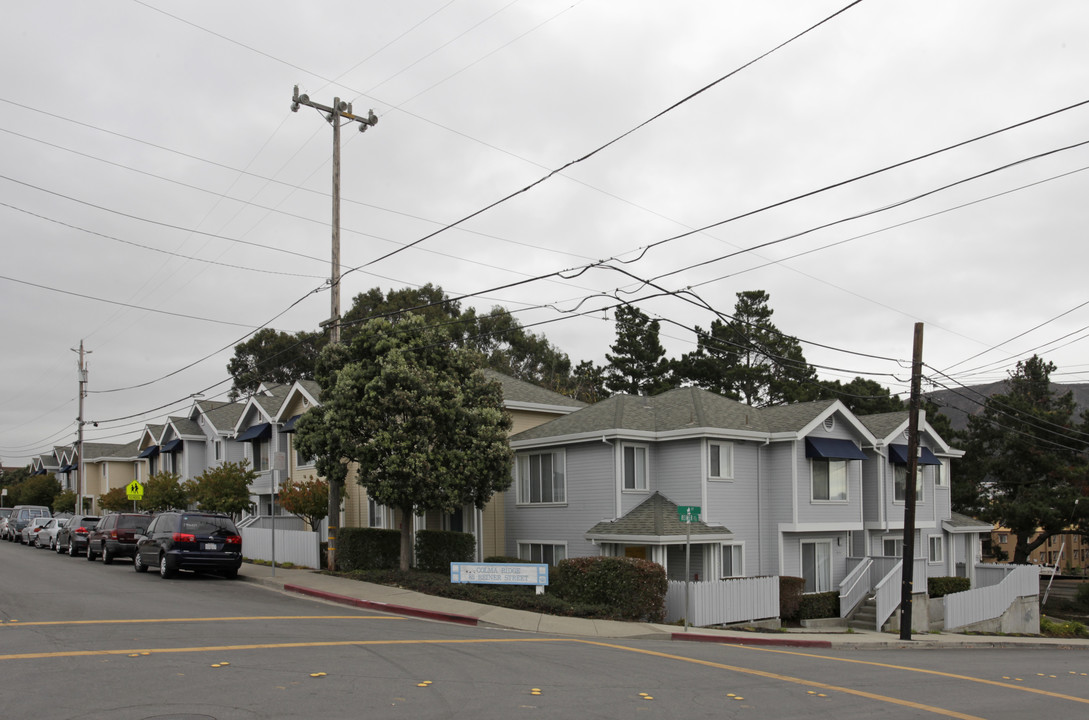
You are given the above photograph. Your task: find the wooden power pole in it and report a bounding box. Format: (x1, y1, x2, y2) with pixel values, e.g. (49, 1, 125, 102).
(899, 323, 924, 640)
(291, 86, 377, 571)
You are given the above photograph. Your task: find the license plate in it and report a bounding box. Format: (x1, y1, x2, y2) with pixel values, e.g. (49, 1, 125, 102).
(204, 543, 218, 550)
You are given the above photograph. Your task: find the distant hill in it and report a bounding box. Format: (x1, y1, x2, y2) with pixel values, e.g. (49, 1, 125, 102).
(926, 382, 1089, 433)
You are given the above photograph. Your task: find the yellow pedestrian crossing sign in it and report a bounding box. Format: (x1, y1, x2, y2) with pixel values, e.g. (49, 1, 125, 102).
(126, 480, 144, 500)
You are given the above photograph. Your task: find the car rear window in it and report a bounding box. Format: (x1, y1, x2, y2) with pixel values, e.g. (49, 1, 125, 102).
(79, 519, 101, 529)
(118, 516, 151, 530)
(180, 515, 238, 536)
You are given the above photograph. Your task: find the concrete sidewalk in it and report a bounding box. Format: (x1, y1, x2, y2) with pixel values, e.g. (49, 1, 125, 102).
(238, 563, 1089, 651)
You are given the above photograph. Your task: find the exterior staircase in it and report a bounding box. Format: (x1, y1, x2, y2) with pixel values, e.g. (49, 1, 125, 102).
(847, 595, 880, 631)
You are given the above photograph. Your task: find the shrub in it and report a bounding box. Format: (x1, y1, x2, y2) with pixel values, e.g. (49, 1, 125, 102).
(779, 576, 805, 621)
(1075, 582, 1089, 607)
(414, 529, 475, 573)
(798, 591, 839, 620)
(928, 576, 971, 598)
(551, 556, 667, 622)
(484, 555, 523, 564)
(337, 527, 400, 571)
(1041, 615, 1089, 638)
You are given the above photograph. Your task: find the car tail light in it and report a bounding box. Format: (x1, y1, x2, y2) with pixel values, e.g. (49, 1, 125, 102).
(224, 535, 241, 546)
(173, 533, 196, 542)
(75, 528, 87, 535)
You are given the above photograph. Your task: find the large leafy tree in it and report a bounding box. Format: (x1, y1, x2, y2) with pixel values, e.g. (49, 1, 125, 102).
(16, 474, 61, 508)
(185, 461, 256, 518)
(814, 377, 905, 415)
(957, 356, 1089, 563)
(679, 290, 815, 406)
(604, 305, 675, 395)
(139, 471, 190, 512)
(278, 476, 329, 531)
(227, 328, 322, 400)
(294, 313, 514, 570)
(98, 486, 133, 513)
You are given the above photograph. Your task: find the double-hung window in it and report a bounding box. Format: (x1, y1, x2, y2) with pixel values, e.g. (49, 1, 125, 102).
(517, 451, 566, 504)
(883, 536, 903, 557)
(709, 441, 733, 480)
(722, 544, 743, 578)
(811, 459, 847, 501)
(893, 464, 922, 502)
(519, 542, 566, 565)
(928, 535, 944, 563)
(622, 444, 648, 491)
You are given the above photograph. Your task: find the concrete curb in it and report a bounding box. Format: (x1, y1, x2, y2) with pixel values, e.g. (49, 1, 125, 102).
(282, 583, 480, 627)
(673, 632, 833, 649)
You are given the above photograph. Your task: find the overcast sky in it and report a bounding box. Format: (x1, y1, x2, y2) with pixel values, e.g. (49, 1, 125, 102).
(2, 1, 1088, 466)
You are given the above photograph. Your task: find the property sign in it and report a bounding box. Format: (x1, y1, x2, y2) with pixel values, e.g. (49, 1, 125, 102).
(126, 480, 144, 501)
(677, 505, 701, 523)
(450, 562, 548, 587)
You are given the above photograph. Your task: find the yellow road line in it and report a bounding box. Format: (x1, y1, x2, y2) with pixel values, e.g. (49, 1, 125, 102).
(0, 615, 400, 628)
(580, 640, 985, 720)
(730, 644, 1089, 706)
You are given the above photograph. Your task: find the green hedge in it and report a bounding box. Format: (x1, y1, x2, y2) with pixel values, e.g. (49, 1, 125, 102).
(414, 529, 475, 573)
(337, 527, 401, 571)
(551, 556, 667, 622)
(779, 576, 805, 621)
(798, 590, 839, 620)
(927, 576, 970, 598)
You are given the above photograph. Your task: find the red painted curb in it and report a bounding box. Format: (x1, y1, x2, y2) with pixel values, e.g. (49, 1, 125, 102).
(283, 583, 479, 627)
(672, 632, 832, 649)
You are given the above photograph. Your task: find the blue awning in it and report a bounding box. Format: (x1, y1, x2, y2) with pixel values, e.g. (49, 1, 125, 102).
(161, 438, 182, 453)
(235, 422, 271, 442)
(60, 464, 75, 473)
(805, 437, 868, 460)
(281, 414, 303, 433)
(138, 445, 159, 458)
(889, 444, 941, 465)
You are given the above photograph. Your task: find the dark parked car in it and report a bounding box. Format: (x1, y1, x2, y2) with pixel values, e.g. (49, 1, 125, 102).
(7, 505, 52, 543)
(86, 513, 152, 564)
(56, 514, 102, 557)
(134, 511, 242, 579)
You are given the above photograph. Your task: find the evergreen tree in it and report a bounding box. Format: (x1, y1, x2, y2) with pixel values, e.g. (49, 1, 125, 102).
(604, 305, 675, 395)
(679, 290, 815, 406)
(957, 356, 1089, 563)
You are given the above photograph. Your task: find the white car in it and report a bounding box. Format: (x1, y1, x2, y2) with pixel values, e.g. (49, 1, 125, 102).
(36, 517, 69, 550)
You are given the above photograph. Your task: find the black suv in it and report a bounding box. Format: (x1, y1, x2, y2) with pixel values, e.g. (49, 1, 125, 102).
(55, 514, 101, 557)
(86, 513, 152, 564)
(134, 511, 242, 579)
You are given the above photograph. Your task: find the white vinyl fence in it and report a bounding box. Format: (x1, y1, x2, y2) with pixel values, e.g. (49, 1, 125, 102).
(943, 564, 1039, 631)
(240, 527, 321, 569)
(665, 576, 779, 626)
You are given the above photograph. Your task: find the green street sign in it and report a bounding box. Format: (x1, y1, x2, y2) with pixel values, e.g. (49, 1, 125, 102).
(126, 480, 144, 501)
(677, 505, 701, 523)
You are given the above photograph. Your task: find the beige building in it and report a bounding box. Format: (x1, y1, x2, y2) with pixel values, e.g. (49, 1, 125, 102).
(985, 526, 1088, 573)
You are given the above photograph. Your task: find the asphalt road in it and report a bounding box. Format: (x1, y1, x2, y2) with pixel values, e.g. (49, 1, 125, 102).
(2, 538, 1089, 719)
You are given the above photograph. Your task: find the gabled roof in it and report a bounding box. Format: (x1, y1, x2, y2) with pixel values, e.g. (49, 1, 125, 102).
(512, 387, 875, 446)
(480, 369, 586, 413)
(140, 424, 165, 446)
(192, 400, 246, 434)
(236, 384, 292, 431)
(83, 439, 142, 462)
(166, 416, 203, 439)
(857, 410, 960, 456)
(585, 492, 730, 542)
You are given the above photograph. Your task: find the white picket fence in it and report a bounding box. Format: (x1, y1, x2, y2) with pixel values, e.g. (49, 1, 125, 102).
(240, 527, 321, 569)
(665, 576, 779, 626)
(944, 564, 1039, 631)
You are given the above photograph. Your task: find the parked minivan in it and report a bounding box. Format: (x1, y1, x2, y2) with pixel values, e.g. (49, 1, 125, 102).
(6, 505, 52, 543)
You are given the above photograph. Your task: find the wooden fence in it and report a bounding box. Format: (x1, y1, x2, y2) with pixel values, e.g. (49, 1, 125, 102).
(665, 576, 779, 626)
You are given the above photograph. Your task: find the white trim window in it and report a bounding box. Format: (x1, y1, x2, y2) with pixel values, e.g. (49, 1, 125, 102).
(883, 536, 903, 558)
(517, 450, 566, 505)
(929, 535, 944, 563)
(708, 441, 734, 480)
(811, 459, 847, 502)
(893, 464, 922, 503)
(934, 461, 945, 487)
(801, 540, 833, 593)
(622, 444, 648, 492)
(722, 543, 743, 578)
(519, 542, 567, 565)
(214, 440, 222, 461)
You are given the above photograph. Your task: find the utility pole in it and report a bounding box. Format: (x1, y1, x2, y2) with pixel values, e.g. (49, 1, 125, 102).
(899, 323, 924, 641)
(291, 85, 377, 571)
(72, 341, 91, 515)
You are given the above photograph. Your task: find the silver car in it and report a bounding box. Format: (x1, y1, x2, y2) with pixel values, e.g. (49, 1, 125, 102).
(20, 516, 53, 546)
(35, 517, 69, 550)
